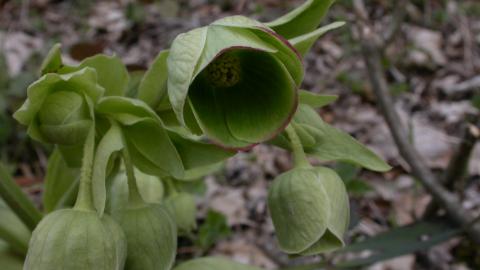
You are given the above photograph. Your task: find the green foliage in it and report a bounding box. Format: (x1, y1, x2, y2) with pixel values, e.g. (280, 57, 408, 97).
(266, 0, 336, 39)
(0, 240, 23, 270)
(0, 164, 42, 231)
(196, 210, 232, 251)
(0, 200, 31, 255)
(335, 162, 373, 196)
(271, 104, 391, 172)
(137, 50, 170, 108)
(289, 21, 346, 57)
(337, 219, 460, 268)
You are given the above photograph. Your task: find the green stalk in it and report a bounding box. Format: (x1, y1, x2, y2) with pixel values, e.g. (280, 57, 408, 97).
(285, 124, 312, 169)
(73, 127, 96, 211)
(0, 163, 42, 231)
(121, 136, 145, 208)
(164, 177, 178, 196)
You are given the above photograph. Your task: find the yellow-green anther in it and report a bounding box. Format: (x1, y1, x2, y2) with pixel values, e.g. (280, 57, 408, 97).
(206, 52, 241, 88)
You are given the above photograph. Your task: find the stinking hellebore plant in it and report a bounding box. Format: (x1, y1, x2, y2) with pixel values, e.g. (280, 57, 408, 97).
(2, 1, 392, 269)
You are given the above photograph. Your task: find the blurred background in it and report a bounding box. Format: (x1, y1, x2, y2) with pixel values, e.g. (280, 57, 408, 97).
(0, 0, 479, 269)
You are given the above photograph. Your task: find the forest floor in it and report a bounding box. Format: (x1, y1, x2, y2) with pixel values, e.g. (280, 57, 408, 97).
(1, 0, 480, 269)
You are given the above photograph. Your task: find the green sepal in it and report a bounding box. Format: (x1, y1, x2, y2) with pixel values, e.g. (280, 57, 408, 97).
(39, 43, 62, 75)
(137, 50, 169, 108)
(167, 26, 208, 127)
(24, 209, 127, 270)
(211, 16, 304, 86)
(107, 169, 164, 215)
(271, 104, 391, 172)
(13, 67, 104, 145)
(173, 257, 263, 270)
(168, 23, 278, 125)
(59, 54, 129, 96)
(112, 204, 177, 270)
(57, 143, 84, 168)
(268, 168, 328, 254)
(43, 148, 79, 213)
(164, 192, 197, 234)
(265, 0, 336, 39)
(135, 169, 164, 204)
(268, 166, 349, 255)
(289, 21, 346, 57)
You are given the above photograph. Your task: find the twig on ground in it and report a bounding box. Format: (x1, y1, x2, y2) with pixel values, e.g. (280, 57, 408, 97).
(442, 118, 480, 191)
(441, 76, 480, 96)
(424, 117, 480, 216)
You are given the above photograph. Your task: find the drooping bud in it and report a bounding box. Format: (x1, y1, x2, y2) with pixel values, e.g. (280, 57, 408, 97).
(112, 204, 177, 270)
(37, 91, 91, 145)
(164, 192, 197, 234)
(268, 166, 349, 255)
(24, 209, 126, 270)
(13, 68, 104, 146)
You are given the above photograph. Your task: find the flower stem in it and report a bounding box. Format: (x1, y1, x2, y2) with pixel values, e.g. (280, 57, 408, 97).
(74, 127, 96, 211)
(121, 140, 146, 208)
(164, 177, 178, 196)
(285, 124, 312, 169)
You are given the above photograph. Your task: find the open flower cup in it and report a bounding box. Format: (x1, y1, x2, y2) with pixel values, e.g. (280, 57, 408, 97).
(167, 16, 304, 150)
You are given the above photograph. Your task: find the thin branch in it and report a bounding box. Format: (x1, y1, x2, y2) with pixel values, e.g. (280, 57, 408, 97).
(442, 118, 480, 190)
(359, 30, 480, 244)
(383, 0, 408, 45)
(424, 117, 480, 217)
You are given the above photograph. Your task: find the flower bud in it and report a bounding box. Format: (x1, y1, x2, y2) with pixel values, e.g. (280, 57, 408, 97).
(112, 204, 177, 270)
(37, 91, 92, 145)
(164, 192, 197, 234)
(13, 68, 104, 146)
(24, 209, 126, 270)
(168, 16, 303, 149)
(268, 166, 349, 255)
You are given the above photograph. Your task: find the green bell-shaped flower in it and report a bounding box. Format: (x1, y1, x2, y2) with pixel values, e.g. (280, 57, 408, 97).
(164, 192, 197, 235)
(112, 203, 177, 270)
(268, 166, 349, 255)
(168, 16, 303, 149)
(24, 209, 127, 270)
(13, 68, 104, 146)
